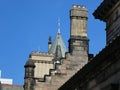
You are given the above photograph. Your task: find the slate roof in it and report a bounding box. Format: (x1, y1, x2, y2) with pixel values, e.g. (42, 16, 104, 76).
(24, 59, 35, 68)
(49, 31, 67, 58)
(49, 21, 67, 58)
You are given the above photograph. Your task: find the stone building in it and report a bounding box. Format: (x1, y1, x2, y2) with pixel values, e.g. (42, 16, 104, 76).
(0, 70, 13, 85)
(59, 0, 120, 90)
(24, 0, 120, 89)
(0, 84, 23, 90)
(0, 70, 24, 90)
(24, 4, 89, 90)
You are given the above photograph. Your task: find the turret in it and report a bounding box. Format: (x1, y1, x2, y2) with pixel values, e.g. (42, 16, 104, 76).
(70, 5, 88, 37)
(69, 4, 89, 55)
(48, 36, 52, 51)
(24, 59, 35, 90)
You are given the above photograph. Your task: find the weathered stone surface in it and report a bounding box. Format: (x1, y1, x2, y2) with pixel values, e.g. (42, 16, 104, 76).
(24, 4, 89, 90)
(59, 36, 120, 90)
(59, 0, 120, 90)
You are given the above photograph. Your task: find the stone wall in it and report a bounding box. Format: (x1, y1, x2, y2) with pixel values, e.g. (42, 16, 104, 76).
(59, 36, 120, 90)
(29, 52, 54, 79)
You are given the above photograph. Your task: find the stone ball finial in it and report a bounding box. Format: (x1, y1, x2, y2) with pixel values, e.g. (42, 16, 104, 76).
(72, 4, 77, 8)
(81, 6, 86, 10)
(77, 5, 81, 9)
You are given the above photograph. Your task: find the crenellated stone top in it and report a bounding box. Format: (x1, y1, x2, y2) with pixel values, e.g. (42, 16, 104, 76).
(72, 4, 87, 10)
(70, 4, 88, 18)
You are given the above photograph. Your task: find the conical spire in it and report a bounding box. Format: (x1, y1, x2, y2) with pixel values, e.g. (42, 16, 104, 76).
(48, 36, 52, 51)
(24, 59, 35, 68)
(48, 36, 52, 44)
(49, 18, 67, 57)
(58, 17, 60, 34)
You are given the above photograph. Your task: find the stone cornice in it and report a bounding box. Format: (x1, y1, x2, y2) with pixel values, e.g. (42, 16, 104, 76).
(69, 36, 89, 41)
(93, 0, 119, 21)
(33, 60, 53, 64)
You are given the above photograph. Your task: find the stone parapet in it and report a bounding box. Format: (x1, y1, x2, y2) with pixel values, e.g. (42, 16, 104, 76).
(70, 4, 88, 19)
(30, 52, 54, 57)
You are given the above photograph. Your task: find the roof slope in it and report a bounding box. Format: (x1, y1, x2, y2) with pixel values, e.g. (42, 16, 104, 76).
(49, 19, 67, 57)
(49, 31, 67, 58)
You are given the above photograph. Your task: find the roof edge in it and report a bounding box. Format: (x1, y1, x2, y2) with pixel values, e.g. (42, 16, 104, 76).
(93, 0, 118, 21)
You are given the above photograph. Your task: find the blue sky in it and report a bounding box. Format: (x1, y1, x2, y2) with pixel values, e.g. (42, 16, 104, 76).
(0, 0, 105, 85)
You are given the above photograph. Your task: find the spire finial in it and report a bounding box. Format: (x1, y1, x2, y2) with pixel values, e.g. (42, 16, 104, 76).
(58, 17, 60, 34)
(37, 46, 40, 52)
